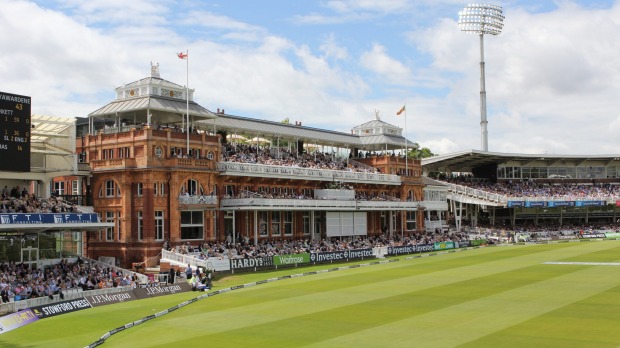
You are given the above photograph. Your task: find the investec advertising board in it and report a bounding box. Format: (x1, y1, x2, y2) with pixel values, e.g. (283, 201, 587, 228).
(231, 249, 375, 270)
(309, 249, 373, 263)
(386, 244, 435, 256)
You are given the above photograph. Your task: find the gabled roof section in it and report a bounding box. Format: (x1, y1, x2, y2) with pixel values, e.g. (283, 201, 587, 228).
(208, 114, 360, 147)
(355, 119, 392, 129)
(88, 95, 215, 120)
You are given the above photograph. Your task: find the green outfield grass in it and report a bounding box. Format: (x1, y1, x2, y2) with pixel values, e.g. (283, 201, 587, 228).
(3, 241, 620, 347)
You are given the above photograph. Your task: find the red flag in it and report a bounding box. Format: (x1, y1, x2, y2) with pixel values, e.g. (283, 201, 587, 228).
(177, 52, 188, 59)
(396, 105, 406, 115)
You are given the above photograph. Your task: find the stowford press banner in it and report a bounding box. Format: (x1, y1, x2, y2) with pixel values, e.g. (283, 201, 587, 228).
(31, 298, 92, 319)
(230, 256, 275, 271)
(309, 249, 373, 263)
(273, 253, 310, 266)
(0, 309, 39, 334)
(133, 282, 192, 299)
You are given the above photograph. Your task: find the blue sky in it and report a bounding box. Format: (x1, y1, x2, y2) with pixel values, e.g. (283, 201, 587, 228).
(1, 0, 619, 155)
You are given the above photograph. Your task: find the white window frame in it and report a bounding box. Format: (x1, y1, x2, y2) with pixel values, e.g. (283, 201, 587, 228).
(155, 210, 164, 240)
(137, 211, 143, 240)
(106, 212, 114, 241)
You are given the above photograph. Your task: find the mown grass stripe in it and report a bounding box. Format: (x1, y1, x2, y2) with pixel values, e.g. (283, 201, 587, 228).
(102, 242, 619, 347)
(306, 256, 620, 347)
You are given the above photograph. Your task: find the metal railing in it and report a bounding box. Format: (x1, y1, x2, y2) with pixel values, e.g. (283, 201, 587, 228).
(178, 195, 218, 205)
(220, 198, 425, 210)
(217, 162, 401, 184)
(161, 249, 214, 271)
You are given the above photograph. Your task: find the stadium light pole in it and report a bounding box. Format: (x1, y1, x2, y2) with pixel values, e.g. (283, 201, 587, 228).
(458, 4, 504, 152)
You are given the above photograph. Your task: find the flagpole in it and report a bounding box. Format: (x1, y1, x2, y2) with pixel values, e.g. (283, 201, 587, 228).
(404, 105, 408, 177)
(186, 49, 190, 156)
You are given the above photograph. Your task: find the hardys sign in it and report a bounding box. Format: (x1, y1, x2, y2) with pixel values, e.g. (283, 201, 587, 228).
(309, 248, 373, 263)
(386, 244, 434, 256)
(230, 256, 274, 270)
(31, 298, 92, 319)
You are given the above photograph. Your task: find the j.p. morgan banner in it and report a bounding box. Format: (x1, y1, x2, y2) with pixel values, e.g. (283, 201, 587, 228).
(133, 282, 192, 299)
(309, 248, 373, 263)
(84, 290, 138, 307)
(30, 284, 192, 319)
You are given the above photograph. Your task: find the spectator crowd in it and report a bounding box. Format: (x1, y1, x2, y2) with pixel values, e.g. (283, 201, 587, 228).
(166, 231, 471, 261)
(440, 176, 620, 201)
(0, 258, 140, 304)
(1, 186, 81, 214)
(221, 143, 380, 174)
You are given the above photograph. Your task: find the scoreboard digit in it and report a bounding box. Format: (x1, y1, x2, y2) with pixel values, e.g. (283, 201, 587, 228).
(0, 91, 31, 172)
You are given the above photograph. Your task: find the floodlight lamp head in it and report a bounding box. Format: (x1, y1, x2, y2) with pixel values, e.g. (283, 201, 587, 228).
(458, 4, 504, 35)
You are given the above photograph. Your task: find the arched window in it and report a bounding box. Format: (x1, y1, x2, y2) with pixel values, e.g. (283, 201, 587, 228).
(99, 180, 120, 198)
(181, 179, 204, 196)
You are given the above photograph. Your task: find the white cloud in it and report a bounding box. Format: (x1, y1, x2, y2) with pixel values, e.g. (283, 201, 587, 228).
(324, 0, 410, 14)
(359, 44, 412, 85)
(3, 0, 620, 157)
(406, 2, 620, 154)
(319, 34, 349, 61)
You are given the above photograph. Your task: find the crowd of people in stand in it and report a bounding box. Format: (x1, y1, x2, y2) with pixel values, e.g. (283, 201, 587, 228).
(440, 176, 620, 200)
(167, 231, 471, 260)
(0, 258, 140, 304)
(468, 222, 620, 237)
(221, 143, 380, 174)
(225, 188, 399, 202)
(1, 186, 81, 213)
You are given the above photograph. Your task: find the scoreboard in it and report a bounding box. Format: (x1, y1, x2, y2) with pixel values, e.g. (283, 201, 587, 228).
(0, 91, 31, 172)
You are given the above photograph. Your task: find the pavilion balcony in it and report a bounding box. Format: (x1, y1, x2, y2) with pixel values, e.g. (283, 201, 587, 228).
(216, 162, 402, 185)
(178, 195, 218, 206)
(220, 198, 430, 211)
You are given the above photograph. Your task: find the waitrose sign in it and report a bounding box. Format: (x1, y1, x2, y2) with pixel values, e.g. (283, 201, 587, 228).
(273, 253, 310, 266)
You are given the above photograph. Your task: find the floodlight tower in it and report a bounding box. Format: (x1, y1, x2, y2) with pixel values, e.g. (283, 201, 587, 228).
(458, 4, 504, 152)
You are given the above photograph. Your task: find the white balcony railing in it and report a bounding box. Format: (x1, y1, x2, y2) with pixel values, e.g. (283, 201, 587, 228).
(217, 162, 401, 185)
(178, 195, 218, 205)
(447, 183, 620, 205)
(220, 198, 428, 210)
